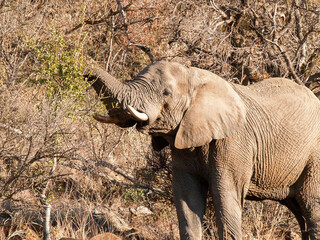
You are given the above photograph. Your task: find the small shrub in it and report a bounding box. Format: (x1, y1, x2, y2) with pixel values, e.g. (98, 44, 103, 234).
(123, 187, 145, 203)
(28, 27, 89, 118)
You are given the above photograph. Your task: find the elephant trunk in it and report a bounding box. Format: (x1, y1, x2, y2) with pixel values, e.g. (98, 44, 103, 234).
(85, 59, 129, 106)
(85, 58, 148, 126)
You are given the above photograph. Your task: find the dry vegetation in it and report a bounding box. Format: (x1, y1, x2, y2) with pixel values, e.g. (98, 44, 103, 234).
(0, 0, 319, 239)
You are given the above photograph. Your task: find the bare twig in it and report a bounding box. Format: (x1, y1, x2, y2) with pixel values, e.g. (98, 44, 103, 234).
(116, 0, 128, 29)
(106, 16, 115, 72)
(116, 0, 154, 63)
(308, 73, 320, 83)
(293, 0, 307, 71)
(266, 39, 303, 85)
(66, 3, 132, 34)
(63, 155, 165, 194)
(0, 123, 23, 135)
(271, 0, 278, 41)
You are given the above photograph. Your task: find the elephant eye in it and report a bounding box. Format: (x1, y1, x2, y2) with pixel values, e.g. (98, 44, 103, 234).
(163, 88, 171, 96)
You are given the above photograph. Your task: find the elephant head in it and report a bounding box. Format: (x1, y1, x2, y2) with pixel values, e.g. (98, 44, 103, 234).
(87, 60, 247, 149)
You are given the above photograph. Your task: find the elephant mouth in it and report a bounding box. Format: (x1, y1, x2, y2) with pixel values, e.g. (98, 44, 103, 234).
(136, 122, 168, 135)
(93, 110, 137, 128)
(118, 120, 137, 128)
(135, 121, 150, 133)
(96, 105, 147, 130)
(94, 105, 150, 129)
(145, 126, 176, 136)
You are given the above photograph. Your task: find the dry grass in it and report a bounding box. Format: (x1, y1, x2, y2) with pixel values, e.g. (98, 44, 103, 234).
(1, 0, 319, 239)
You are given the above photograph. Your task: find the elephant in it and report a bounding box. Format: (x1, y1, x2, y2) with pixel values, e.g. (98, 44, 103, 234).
(85, 59, 320, 240)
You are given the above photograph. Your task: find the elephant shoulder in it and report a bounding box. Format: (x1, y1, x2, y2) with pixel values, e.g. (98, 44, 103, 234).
(248, 78, 299, 92)
(234, 78, 320, 120)
(246, 78, 316, 100)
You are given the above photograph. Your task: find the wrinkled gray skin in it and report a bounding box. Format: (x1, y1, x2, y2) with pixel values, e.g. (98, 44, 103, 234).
(87, 60, 320, 240)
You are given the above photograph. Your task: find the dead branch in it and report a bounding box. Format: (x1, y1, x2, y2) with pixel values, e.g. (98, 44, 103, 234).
(116, 0, 128, 29)
(0, 123, 23, 135)
(66, 3, 132, 34)
(61, 156, 165, 194)
(308, 73, 320, 83)
(267, 39, 303, 85)
(116, 0, 154, 63)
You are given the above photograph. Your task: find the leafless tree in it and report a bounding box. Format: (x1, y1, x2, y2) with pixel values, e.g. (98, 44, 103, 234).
(166, 0, 320, 87)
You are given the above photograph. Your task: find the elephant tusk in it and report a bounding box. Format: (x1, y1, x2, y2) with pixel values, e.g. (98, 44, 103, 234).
(93, 113, 120, 124)
(127, 105, 149, 122)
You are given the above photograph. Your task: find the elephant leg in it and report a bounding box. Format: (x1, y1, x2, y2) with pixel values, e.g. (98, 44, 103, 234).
(297, 195, 320, 240)
(172, 169, 208, 240)
(295, 160, 320, 240)
(280, 198, 308, 240)
(210, 173, 246, 240)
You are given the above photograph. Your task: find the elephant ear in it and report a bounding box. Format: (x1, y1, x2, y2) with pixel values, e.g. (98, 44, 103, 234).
(175, 78, 246, 149)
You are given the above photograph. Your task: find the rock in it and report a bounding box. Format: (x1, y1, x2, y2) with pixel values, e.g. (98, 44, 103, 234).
(90, 232, 122, 240)
(93, 206, 132, 232)
(59, 238, 81, 240)
(6, 226, 41, 240)
(129, 206, 153, 216)
(24, 226, 41, 240)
